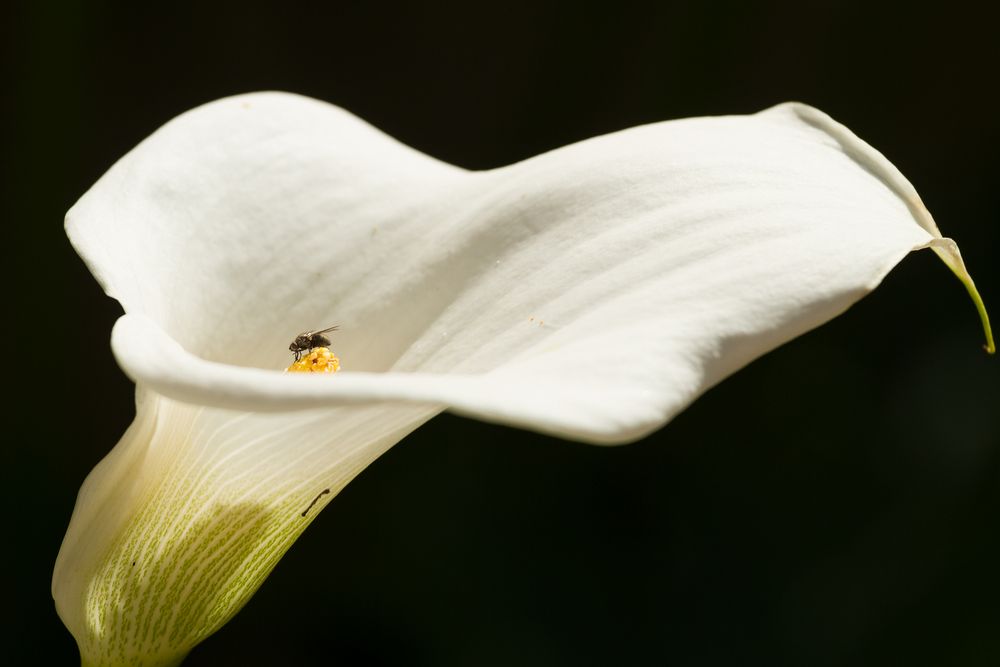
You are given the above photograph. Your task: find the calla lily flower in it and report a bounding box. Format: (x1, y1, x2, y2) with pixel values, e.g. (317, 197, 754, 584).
(54, 92, 992, 667)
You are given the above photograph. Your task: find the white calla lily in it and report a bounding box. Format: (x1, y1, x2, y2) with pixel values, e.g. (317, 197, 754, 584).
(54, 92, 991, 667)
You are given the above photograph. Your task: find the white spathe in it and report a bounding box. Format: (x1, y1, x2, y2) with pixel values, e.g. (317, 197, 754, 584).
(54, 92, 989, 666)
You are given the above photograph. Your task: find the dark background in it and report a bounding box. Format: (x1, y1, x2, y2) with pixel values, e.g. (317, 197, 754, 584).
(7, 1, 999, 665)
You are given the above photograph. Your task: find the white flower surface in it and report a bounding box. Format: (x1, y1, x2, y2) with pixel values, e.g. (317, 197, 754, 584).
(54, 92, 990, 667)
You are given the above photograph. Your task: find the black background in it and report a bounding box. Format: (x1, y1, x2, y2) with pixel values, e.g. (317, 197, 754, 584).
(7, 1, 1000, 665)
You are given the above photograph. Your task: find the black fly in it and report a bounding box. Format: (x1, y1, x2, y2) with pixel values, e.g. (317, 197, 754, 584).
(289, 325, 339, 362)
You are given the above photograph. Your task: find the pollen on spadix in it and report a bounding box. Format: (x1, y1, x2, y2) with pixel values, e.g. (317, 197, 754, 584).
(286, 347, 341, 373)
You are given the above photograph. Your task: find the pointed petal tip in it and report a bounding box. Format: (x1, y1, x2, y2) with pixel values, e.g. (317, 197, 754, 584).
(924, 238, 994, 354)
